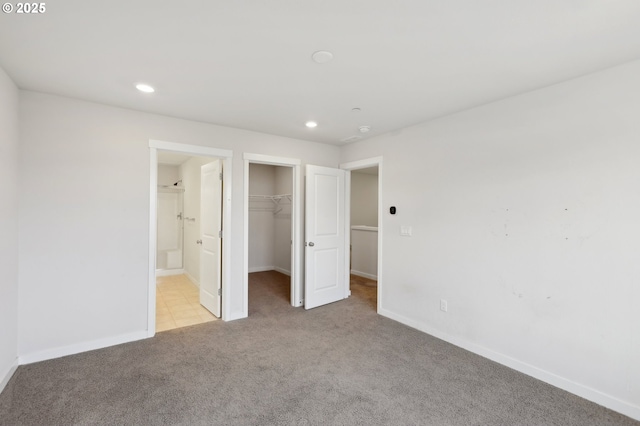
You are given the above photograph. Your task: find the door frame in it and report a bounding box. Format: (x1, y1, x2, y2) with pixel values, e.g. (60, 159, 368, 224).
(148, 140, 233, 336)
(340, 156, 383, 313)
(243, 153, 302, 309)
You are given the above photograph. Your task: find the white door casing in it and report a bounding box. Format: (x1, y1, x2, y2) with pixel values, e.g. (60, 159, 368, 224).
(200, 160, 222, 317)
(304, 165, 348, 309)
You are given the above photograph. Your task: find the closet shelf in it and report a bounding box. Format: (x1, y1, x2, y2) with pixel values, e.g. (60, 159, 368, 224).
(249, 194, 291, 215)
(248, 194, 291, 203)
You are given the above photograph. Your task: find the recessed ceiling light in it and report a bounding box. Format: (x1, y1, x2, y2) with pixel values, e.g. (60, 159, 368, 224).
(359, 125, 371, 133)
(311, 50, 333, 64)
(305, 121, 318, 128)
(352, 107, 361, 112)
(135, 83, 155, 93)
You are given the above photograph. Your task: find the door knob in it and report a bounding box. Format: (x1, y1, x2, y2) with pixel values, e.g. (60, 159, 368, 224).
(308, 242, 315, 247)
(196, 239, 202, 245)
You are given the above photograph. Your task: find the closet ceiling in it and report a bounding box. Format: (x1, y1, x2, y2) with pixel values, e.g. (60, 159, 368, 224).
(1, 1, 640, 145)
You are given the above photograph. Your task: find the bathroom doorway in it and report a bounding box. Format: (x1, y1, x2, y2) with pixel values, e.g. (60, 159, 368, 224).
(154, 152, 223, 331)
(148, 140, 233, 336)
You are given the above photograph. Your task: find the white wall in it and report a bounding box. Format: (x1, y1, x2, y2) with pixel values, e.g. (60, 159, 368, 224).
(340, 60, 640, 418)
(156, 164, 182, 269)
(274, 166, 292, 275)
(351, 227, 378, 280)
(18, 91, 340, 361)
(158, 164, 179, 186)
(248, 164, 276, 272)
(180, 156, 212, 285)
(248, 164, 292, 275)
(0, 67, 19, 391)
(351, 171, 378, 226)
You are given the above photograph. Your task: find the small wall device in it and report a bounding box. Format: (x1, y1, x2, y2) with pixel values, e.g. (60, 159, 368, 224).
(390, 206, 396, 215)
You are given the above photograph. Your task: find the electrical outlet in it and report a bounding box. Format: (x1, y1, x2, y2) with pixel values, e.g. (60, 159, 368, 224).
(440, 299, 448, 312)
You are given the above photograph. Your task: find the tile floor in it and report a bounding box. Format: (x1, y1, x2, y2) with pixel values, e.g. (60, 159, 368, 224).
(156, 274, 217, 332)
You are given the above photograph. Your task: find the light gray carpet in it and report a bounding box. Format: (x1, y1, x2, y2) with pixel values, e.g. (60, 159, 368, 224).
(0, 271, 636, 425)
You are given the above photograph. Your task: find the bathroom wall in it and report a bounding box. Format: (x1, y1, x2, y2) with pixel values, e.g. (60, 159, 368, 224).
(351, 171, 378, 227)
(180, 156, 214, 285)
(158, 164, 180, 186)
(156, 165, 182, 270)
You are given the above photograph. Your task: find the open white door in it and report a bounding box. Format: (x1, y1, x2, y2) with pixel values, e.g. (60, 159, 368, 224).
(305, 165, 347, 309)
(200, 160, 222, 317)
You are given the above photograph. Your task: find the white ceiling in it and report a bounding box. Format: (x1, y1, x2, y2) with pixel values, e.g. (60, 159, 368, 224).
(1, 1, 639, 145)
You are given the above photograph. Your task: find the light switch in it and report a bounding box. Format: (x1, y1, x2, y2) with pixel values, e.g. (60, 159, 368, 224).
(400, 225, 412, 236)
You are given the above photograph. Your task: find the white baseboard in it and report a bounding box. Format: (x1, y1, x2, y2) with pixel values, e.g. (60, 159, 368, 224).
(248, 266, 275, 273)
(185, 271, 199, 288)
(274, 266, 291, 276)
(378, 307, 640, 421)
(18, 330, 150, 365)
(156, 268, 185, 277)
(350, 269, 377, 280)
(0, 358, 18, 394)
(248, 266, 291, 276)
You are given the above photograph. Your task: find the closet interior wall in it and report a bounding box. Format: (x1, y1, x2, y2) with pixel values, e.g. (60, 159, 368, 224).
(248, 164, 292, 276)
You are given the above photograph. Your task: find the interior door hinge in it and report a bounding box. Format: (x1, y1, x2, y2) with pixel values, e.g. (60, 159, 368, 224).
(219, 172, 223, 180)
(218, 288, 221, 296)
(219, 230, 223, 238)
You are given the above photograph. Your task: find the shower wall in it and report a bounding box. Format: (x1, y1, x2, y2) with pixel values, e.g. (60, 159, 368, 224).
(158, 164, 179, 186)
(157, 164, 183, 271)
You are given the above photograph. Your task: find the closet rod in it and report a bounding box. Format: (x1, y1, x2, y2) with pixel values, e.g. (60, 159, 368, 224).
(248, 194, 292, 203)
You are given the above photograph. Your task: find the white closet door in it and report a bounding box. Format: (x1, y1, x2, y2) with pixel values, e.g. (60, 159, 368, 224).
(304, 165, 348, 309)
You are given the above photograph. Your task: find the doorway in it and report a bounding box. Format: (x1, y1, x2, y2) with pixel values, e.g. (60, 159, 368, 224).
(148, 140, 233, 336)
(243, 153, 302, 312)
(154, 152, 223, 332)
(341, 157, 383, 313)
(247, 163, 294, 310)
(349, 166, 379, 311)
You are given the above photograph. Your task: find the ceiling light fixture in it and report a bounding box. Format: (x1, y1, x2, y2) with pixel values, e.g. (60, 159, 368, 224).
(359, 125, 371, 133)
(305, 121, 318, 128)
(135, 83, 155, 93)
(311, 50, 334, 64)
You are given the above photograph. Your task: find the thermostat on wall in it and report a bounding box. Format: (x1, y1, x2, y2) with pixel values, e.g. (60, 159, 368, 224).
(390, 206, 396, 215)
